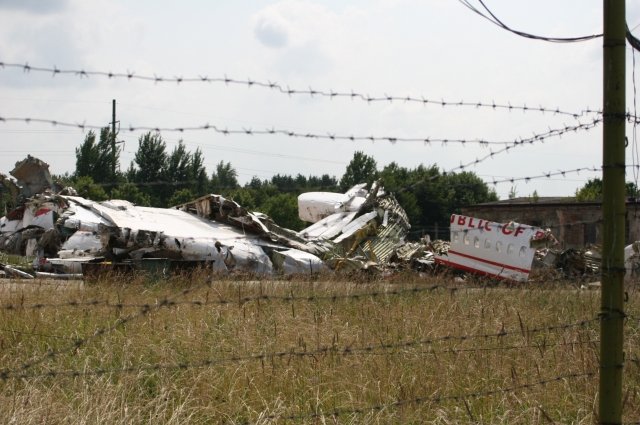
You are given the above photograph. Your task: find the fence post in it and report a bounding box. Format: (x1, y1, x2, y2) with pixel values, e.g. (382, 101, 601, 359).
(599, 0, 626, 423)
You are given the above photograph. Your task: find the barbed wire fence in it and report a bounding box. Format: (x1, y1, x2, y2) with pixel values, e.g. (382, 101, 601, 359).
(1, 60, 639, 422)
(0, 279, 634, 422)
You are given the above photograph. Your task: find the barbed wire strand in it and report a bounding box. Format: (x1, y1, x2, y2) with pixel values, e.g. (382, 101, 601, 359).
(0, 61, 598, 118)
(0, 115, 603, 182)
(0, 284, 449, 311)
(0, 318, 598, 380)
(443, 119, 602, 174)
(0, 327, 76, 340)
(0, 115, 601, 148)
(0, 283, 210, 376)
(261, 372, 595, 422)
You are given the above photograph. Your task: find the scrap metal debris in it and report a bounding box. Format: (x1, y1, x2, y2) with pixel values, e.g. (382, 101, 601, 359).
(0, 157, 421, 278)
(1, 156, 635, 283)
(433, 214, 558, 282)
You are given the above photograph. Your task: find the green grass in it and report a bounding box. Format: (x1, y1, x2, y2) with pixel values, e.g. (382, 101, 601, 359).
(0, 272, 637, 424)
(0, 252, 34, 270)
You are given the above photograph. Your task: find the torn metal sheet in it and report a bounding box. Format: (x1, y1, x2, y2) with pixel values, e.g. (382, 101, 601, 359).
(1, 264, 34, 279)
(434, 214, 554, 282)
(10, 156, 55, 199)
(298, 183, 367, 223)
(298, 181, 412, 271)
(625, 242, 640, 279)
(271, 248, 329, 274)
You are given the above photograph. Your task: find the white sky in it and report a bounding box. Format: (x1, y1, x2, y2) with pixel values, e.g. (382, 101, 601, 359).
(0, 0, 639, 199)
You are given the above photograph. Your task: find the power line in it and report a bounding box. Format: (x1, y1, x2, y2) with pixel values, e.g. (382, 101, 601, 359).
(628, 25, 640, 52)
(458, 0, 602, 43)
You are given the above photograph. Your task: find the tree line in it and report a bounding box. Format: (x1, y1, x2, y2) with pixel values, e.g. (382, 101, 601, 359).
(2, 128, 506, 237)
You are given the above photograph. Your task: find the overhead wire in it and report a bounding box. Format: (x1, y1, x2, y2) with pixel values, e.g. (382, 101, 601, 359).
(628, 25, 640, 52)
(457, 0, 602, 43)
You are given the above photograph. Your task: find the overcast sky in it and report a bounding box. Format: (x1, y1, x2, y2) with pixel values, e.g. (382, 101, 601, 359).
(0, 0, 639, 199)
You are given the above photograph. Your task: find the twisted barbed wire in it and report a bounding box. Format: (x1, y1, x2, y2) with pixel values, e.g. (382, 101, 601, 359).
(0, 284, 448, 311)
(0, 61, 598, 118)
(0, 284, 208, 377)
(0, 317, 598, 380)
(444, 118, 601, 173)
(261, 371, 595, 422)
(0, 115, 600, 147)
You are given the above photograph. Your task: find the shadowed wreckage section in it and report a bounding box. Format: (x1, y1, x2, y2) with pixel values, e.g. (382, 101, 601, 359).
(0, 156, 430, 278)
(1, 156, 637, 282)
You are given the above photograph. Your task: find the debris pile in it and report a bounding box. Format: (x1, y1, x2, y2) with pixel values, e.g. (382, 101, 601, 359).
(0, 157, 422, 278)
(1, 156, 637, 283)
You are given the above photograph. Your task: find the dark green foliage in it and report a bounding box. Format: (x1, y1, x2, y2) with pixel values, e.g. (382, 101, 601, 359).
(575, 178, 640, 201)
(74, 128, 120, 188)
(378, 162, 498, 239)
(72, 176, 109, 201)
(129, 132, 169, 206)
(259, 193, 305, 230)
(168, 188, 196, 207)
(210, 161, 239, 192)
(190, 149, 209, 196)
(339, 151, 377, 190)
(166, 141, 192, 191)
(110, 183, 151, 207)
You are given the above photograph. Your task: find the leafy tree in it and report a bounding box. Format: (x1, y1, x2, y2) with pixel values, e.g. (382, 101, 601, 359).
(379, 163, 497, 239)
(228, 188, 259, 210)
(189, 148, 209, 196)
(308, 174, 339, 191)
(270, 174, 297, 192)
(168, 188, 196, 206)
(72, 176, 108, 201)
(210, 161, 239, 192)
(441, 171, 498, 212)
(575, 178, 640, 201)
(74, 128, 120, 186)
(340, 151, 377, 190)
(247, 177, 263, 190)
(530, 190, 540, 203)
(166, 140, 192, 191)
(260, 193, 305, 230)
(294, 174, 307, 189)
(111, 182, 151, 206)
(130, 132, 169, 206)
(575, 178, 602, 201)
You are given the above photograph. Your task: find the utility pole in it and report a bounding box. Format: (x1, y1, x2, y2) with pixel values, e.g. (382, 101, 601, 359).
(600, 0, 625, 423)
(111, 99, 117, 181)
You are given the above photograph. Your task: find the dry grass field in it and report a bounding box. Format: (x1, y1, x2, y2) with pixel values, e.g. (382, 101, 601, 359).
(0, 271, 638, 424)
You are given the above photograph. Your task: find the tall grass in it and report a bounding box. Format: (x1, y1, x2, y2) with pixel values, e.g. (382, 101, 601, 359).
(0, 272, 638, 424)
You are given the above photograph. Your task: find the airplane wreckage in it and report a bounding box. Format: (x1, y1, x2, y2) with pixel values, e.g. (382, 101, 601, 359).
(0, 156, 637, 282)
